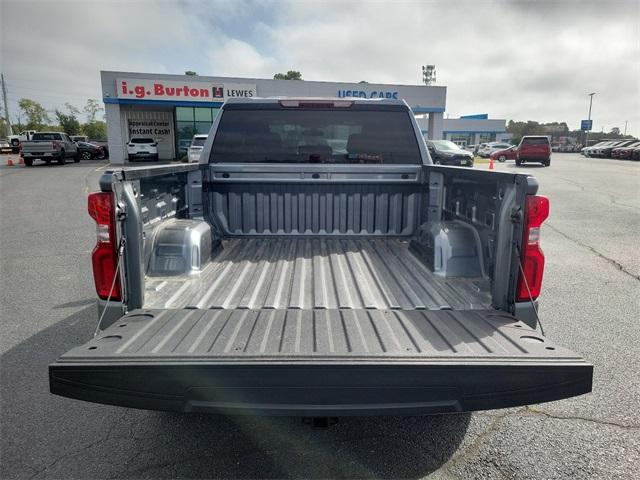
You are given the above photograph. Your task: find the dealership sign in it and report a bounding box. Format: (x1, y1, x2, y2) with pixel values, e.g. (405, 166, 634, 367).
(337, 89, 399, 99)
(116, 78, 257, 102)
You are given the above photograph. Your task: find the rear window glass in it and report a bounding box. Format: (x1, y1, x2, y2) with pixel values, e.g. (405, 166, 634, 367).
(32, 133, 62, 141)
(209, 108, 421, 164)
(192, 137, 207, 147)
(522, 137, 550, 145)
(130, 138, 154, 144)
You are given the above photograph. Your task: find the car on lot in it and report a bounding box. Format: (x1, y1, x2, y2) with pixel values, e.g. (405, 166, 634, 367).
(70, 135, 88, 143)
(633, 146, 640, 161)
(20, 132, 79, 166)
(611, 141, 640, 160)
(127, 137, 158, 162)
(426, 140, 474, 166)
(186, 134, 208, 163)
(0, 140, 12, 154)
(50, 97, 592, 417)
(595, 140, 636, 158)
(516, 135, 551, 166)
(76, 141, 105, 160)
(581, 141, 610, 157)
(490, 145, 518, 162)
(178, 138, 192, 157)
(478, 142, 512, 158)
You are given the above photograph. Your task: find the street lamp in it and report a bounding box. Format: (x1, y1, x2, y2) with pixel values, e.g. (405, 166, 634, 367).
(585, 92, 595, 147)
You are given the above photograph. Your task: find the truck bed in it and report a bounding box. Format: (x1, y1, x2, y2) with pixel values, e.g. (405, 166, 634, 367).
(144, 238, 492, 311)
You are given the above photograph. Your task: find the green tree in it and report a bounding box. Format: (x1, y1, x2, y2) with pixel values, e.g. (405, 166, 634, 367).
(55, 109, 81, 135)
(18, 98, 50, 129)
(273, 70, 303, 80)
(82, 121, 107, 140)
(610, 127, 620, 136)
(83, 99, 103, 122)
(185, 70, 198, 76)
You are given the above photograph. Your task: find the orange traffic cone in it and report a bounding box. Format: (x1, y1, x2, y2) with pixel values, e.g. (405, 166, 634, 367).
(489, 157, 495, 170)
(7, 158, 14, 166)
(18, 156, 24, 165)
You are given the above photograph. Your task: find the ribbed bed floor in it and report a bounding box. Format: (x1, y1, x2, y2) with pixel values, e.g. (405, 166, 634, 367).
(144, 238, 491, 310)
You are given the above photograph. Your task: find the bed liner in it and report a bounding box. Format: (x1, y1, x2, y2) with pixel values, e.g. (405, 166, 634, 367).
(144, 238, 491, 311)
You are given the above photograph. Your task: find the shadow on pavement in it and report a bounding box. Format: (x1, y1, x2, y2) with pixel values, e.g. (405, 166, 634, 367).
(1, 306, 470, 479)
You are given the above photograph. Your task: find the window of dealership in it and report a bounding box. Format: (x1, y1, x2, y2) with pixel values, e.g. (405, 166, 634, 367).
(175, 106, 220, 155)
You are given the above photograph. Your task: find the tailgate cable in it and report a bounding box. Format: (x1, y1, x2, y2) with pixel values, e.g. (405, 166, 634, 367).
(515, 245, 546, 337)
(94, 238, 126, 336)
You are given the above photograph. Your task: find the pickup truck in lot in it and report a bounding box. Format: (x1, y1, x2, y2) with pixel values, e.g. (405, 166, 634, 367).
(50, 98, 592, 416)
(21, 132, 79, 166)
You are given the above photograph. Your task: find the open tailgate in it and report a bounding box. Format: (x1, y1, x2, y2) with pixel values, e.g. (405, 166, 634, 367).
(50, 309, 592, 416)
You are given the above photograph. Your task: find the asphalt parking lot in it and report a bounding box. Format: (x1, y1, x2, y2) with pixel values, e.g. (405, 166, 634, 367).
(1, 153, 638, 479)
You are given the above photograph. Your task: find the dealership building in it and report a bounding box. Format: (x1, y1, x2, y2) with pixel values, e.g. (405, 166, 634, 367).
(101, 71, 508, 163)
(101, 71, 447, 164)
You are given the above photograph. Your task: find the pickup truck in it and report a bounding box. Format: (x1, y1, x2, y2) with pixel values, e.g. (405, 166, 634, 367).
(50, 98, 592, 416)
(8, 130, 36, 152)
(21, 132, 79, 166)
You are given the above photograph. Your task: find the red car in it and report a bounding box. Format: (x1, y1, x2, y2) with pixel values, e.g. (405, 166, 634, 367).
(490, 145, 517, 162)
(611, 141, 640, 160)
(516, 136, 551, 166)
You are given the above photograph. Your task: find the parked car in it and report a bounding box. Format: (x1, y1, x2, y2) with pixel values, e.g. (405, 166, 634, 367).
(0, 141, 12, 154)
(594, 140, 636, 158)
(89, 140, 109, 159)
(478, 142, 512, 158)
(633, 146, 640, 161)
(426, 140, 474, 167)
(490, 145, 518, 162)
(50, 97, 591, 417)
(70, 135, 88, 143)
(20, 132, 79, 166)
(127, 137, 158, 162)
(611, 141, 640, 160)
(186, 134, 208, 163)
(581, 141, 611, 157)
(465, 143, 477, 153)
(516, 136, 551, 166)
(76, 141, 104, 160)
(178, 139, 192, 157)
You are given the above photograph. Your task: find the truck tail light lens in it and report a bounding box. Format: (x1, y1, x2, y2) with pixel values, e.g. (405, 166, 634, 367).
(88, 192, 121, 301)
(516, 195, 549, 302)
(52, 141, 59, 150)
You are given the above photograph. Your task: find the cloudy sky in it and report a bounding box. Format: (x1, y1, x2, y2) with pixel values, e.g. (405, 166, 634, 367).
(1, 0, 639, 135)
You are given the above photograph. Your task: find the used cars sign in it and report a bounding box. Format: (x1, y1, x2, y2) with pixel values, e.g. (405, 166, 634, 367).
(116, 78, 256, 102)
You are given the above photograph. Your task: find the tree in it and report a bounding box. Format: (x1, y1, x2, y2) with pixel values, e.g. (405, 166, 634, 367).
(610, 127, 620, 136)
(18, 98, 49, 129)
(55, 109, 81, 135)
(83, 121, 107, 140)
(273, 70, 303, 80)
(83, 99, 103, 123)
(185, 71, 198, 76)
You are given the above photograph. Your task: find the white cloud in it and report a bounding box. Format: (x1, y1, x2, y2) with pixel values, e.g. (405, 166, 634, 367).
(1, 0, 638, 135)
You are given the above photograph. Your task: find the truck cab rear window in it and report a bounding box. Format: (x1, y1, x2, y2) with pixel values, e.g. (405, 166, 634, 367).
(522, 137, 550, 145)
(31, 133, 62, 141)
(209, 109, 421, 164)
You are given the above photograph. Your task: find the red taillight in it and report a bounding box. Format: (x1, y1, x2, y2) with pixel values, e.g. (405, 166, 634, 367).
(52, 141, 59, 150)
(88, 192, 121, 301)
(516, 195, 549, 302)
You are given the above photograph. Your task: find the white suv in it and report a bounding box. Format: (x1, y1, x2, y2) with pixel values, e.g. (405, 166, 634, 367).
(187, 134, 208, 163)
(127, 138, 158, 162)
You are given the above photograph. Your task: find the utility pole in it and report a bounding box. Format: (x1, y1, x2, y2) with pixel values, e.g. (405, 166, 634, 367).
(624, 120, 628, 136)
(585, 92, 595, 147)
(1, 74, 12, 137)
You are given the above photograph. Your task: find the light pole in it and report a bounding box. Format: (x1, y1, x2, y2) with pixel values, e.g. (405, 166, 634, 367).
(585, 92, 595, 146)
